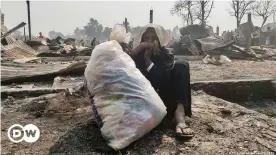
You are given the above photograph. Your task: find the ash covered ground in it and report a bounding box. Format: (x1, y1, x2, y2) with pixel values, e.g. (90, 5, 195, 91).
(1, 60, 276, 155)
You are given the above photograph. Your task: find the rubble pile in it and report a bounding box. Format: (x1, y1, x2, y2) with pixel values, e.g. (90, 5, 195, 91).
(169, 24, 276, 63)
(170, 25, 234, 56)
(25, 36, 95, 57)
(1, 25, 37, 60)
(1, 25, 95, 61)
(251, 46, 276, 60)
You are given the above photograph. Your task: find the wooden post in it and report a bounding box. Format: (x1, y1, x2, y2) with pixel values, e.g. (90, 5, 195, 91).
(150, 9, 153, 23)
(248, 13, 251, 22)
(243, 13, 253, 49)
(1, 13, 4, 25)
(26, 0, 31, 40)
(124, 18, 128, 33)
(245, 29, 252, 50)
(246, 34, 252, 50)
(216, 26, 219, 36)
(24, 26, 26, 41)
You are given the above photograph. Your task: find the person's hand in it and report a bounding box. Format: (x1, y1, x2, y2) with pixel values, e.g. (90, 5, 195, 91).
(130, 42, 154, 56)
(140, 42, 154, 49)
(142, 41, 161, 54)
(144, 41, 160, 59)
(152, 40, 160, 55)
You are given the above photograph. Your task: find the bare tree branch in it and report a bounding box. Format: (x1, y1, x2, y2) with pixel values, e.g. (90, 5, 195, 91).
(204, 0, 214, 20)
(171, 0, 196, 25)
(194, 0, 214, 27)
(171, 0, 214, 27)
(228, 0, 255, 28)
(252, 0, 276, 27)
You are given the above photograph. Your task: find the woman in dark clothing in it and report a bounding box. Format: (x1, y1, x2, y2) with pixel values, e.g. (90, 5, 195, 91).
(124, 24, 194, 138)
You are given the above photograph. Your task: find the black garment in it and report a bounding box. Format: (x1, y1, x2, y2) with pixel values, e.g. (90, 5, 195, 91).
(158, 62, 192, 118)
(131, 47, 192, 118)
(131, 46, 174, 88)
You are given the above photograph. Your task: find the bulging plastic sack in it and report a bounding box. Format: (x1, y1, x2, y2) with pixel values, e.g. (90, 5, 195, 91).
(202, 55, 211, 64)
(110, 24, 131, 44)
(203, 54, 232, 65)
(84, 40, 167, 150)
(219, 55, 232, 64)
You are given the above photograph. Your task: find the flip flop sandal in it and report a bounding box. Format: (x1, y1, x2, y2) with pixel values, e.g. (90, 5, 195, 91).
(175, 123, 194, 139)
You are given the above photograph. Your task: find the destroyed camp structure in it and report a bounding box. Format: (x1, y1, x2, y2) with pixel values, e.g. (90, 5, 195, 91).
(259, 23, 276, 47)
(170, 13, 276, 64)
(1, 10, 276, 155)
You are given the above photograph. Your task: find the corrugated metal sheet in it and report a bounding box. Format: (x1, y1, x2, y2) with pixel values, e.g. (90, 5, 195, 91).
(1, 61, 86, 83)
(1, 22, 26, 38)
(2, 40, 37, 59)
(2, 25, 37, 59)
(3, 46, 36, 58)
(195, 36, 234, 52)
(2, 25, 17, 45)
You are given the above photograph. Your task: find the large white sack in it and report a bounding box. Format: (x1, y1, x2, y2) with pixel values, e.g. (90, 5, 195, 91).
(84, 40, 167, 150)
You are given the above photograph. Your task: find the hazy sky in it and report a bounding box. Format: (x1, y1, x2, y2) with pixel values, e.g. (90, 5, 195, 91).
(1, 0, 275, 37)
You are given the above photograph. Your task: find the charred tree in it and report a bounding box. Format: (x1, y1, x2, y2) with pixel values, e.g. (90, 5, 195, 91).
(228, 0, 255, 28)
(171, 0, 196, 25)
(171, 0, 214, 27)
(252, 0, 276, 27)
(195, 0, 214, 27)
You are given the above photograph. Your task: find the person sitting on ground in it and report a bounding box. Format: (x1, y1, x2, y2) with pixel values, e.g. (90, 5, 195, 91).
(122, 24, 194, 138)
(86, 24, 194, 139)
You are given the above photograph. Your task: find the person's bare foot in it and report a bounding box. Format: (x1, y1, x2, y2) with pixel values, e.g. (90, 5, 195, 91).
(175, 103, 194, 138)
(175, 121, 194, 138)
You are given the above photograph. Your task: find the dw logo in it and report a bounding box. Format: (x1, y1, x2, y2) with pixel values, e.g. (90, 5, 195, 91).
(7, 124, 40, 143)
